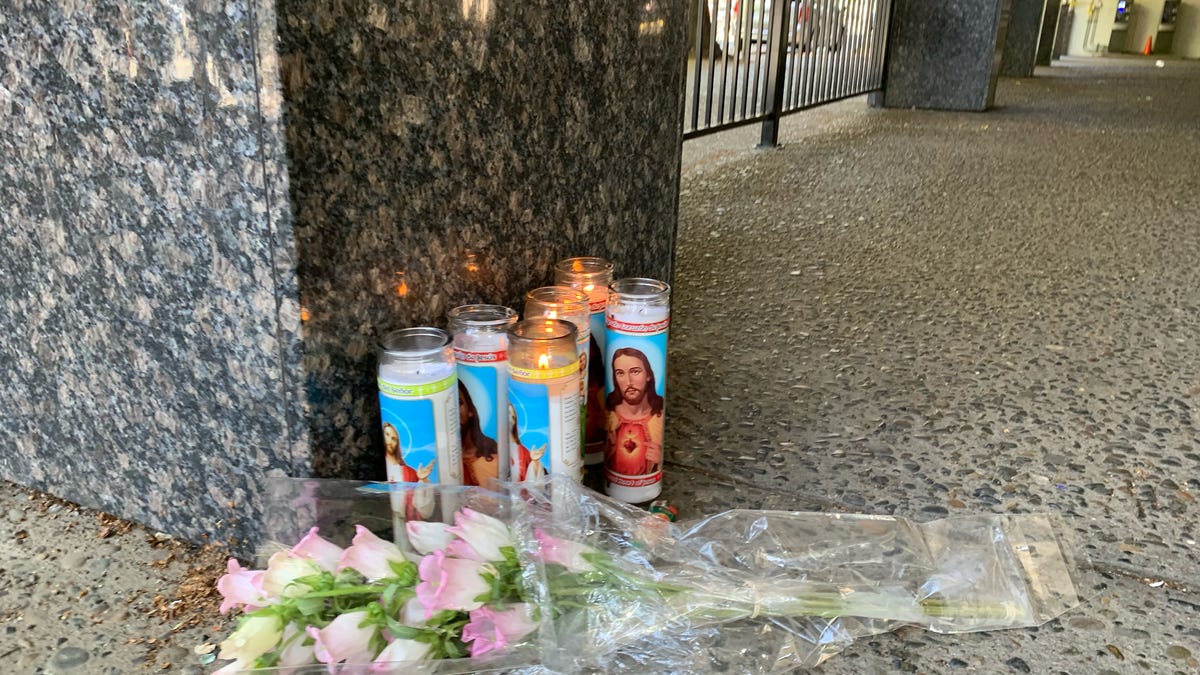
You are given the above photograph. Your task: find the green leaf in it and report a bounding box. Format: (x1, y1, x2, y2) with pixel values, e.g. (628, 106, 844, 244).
(295, 596, 326, 617)
(384, 618, 426, 641)
(389, 559, 419, 586)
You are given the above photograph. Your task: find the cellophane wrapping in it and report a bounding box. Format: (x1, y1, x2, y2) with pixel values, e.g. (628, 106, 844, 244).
(247, 477, 1087, 674)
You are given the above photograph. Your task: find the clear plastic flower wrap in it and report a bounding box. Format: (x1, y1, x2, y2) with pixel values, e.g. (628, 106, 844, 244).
(219, 477, 1089, 674)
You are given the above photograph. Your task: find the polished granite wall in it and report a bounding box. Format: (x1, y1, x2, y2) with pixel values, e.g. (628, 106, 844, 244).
(0, 0, 687, 551)
(878, 0, 1013, 111)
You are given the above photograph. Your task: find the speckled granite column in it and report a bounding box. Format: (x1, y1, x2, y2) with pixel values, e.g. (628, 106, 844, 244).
(0, 0, 687, 553)
(877, 0, 1013, 111)
(1001, 0, 1046, 77)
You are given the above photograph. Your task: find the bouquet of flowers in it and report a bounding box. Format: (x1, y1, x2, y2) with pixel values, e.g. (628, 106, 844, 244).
(213, 478, 1088, 674)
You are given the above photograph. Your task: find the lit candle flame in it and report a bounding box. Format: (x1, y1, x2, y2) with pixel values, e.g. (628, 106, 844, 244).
(583, 283, 594, 292)
(395, 272, 408, 297)
(537, 353, 551, 369)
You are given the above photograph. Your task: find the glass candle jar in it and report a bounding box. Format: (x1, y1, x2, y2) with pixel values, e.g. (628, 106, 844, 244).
(604, 278, 670, 503)
(448, 305, 519, 488)
(554, 257, 614, 466)
(377, 327, 463, 527)
(525, 286, 591, 465)
(506, 319, 583, 483)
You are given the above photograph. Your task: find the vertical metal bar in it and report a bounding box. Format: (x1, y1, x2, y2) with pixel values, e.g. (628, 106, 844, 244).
(831, 0, 844, 99)
(781, 0, 798, 110)
(705, 0, 718, 127)
(813, 0, 828, 104)
(739, 0, 753, 118)
(787, 1, 805, 108)
(690, 0, 706, 131)
(758, 0, 790, 146)
(852, 0, 867, 93)
(730, 0, 746, 122)
(749, 0, 765, 115)
(851, 0, 866, 93)
(716, 0, 733, 124)
(801, 0, 820, 105)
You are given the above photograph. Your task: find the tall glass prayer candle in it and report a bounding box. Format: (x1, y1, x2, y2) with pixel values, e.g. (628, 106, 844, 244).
(448, 305, 519, 488)
(554, 257, 614, 466)
(524, 286, 590, 465)
(378, 328, 462, 530)
(506, 319, 583, 482)
(604, 278, 670, 503)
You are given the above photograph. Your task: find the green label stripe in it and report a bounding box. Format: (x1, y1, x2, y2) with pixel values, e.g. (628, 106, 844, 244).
(378, 374, 455, 398)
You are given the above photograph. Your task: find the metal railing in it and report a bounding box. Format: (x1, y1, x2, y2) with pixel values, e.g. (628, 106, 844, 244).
(684, 0, 892, 144)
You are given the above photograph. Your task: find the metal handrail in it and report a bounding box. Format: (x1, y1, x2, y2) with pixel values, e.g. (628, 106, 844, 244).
(684, 0, 893, 144)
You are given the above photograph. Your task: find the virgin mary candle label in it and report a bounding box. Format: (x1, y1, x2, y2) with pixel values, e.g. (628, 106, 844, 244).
(507, 319, 583, 482)
(448, 305, 519, 488)
(553, 257, 614, 466)
(604, 278, 670, 503)
(378, 328, 463, 524)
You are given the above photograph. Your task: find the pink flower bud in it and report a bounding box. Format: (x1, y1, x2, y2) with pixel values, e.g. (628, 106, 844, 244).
(533, 529, 597, 573)
(405, 520, 455, 556)
(216, 558, 266, 615)
(462, 604, 538, 657)
(307, 610, 378, 673)
(290, 526, 344, 572)
(416, 550, 492, 618)
(338, 525, 410, 581)
(447, 508, 513, 562)
(370, 637, 433, 671)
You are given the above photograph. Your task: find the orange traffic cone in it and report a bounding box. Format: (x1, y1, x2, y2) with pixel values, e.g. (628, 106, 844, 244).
(1142, 36, 1153, 55)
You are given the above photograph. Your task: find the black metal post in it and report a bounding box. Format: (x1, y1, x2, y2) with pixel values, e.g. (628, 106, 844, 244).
(758, 0, 791, 148)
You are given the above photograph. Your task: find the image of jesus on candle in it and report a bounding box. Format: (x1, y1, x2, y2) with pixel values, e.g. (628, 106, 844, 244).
(459, 382, 499, 487)
(605, 347, 664, 476)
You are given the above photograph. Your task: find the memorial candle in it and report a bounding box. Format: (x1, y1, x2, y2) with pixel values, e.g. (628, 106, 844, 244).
(554, 257, 614, 465)
(506, 319, 583, 482)
(377, 328, 462, 531)
(448, 304, 519, 488)
(604, 278, 670, 503)
(524, 286, 590, 465)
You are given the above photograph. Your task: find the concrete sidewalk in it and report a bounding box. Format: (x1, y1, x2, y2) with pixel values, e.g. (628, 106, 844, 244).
(2, 55, 1199, 672)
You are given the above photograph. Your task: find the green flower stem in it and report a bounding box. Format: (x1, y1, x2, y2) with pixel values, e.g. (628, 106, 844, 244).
(299, 584, 388, 599)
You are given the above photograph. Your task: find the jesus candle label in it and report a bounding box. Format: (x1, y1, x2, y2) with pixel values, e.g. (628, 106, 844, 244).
(604, 278, 670, 503)
(378, 328, 463, 526)
(506, 319, 583, 483)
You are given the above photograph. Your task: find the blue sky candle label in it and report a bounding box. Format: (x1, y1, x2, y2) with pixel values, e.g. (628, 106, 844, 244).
(604, 278, 670, 503)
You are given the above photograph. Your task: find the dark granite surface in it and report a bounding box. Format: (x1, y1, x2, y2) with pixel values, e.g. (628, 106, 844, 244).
(0, 0, 301, 548)
(1001, 0, 1046, 77)
(0, 0, 688, 552)
(881, 0, 1012, 111)
(275, 0, 689, 483)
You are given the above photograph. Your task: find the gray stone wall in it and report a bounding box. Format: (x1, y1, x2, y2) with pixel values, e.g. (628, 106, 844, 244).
(0, 0, 687, 553)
